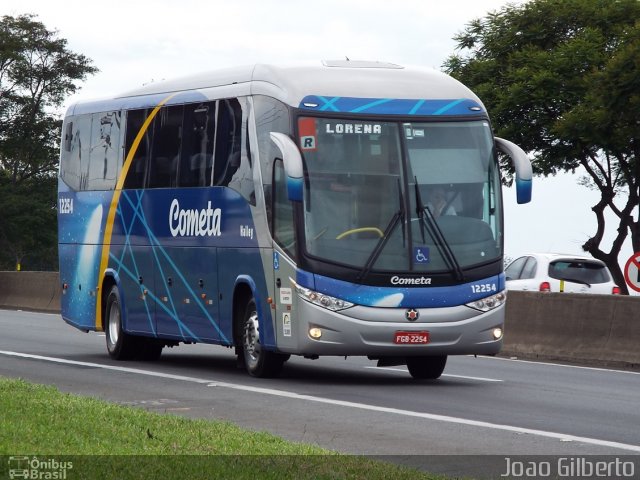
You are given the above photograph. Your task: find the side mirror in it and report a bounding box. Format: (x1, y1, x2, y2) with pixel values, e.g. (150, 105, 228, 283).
(270, 132, 303, 202)
(495, 137, 532, 204)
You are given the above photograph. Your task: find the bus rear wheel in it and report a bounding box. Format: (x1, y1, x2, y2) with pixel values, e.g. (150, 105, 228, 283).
(406, 355, 447, 379)
(240, 298, 286, 378)
(105, 285, 137, 360)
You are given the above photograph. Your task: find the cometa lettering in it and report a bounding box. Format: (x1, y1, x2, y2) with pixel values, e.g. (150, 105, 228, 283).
(390, 276, 432, 285)
(169, 199, 222, 237)
(326, 123, 382, 134)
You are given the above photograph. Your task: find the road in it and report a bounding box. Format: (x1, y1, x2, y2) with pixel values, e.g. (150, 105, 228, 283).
(1, 309, 639, 478)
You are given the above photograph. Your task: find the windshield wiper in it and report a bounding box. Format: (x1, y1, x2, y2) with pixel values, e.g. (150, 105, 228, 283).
(558, 277, 592, 287)
(414, 179, 465, 282)
(356, 179, 405, 282)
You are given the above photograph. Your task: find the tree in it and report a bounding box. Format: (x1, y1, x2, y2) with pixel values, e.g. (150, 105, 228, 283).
(444, 0, 640, 294)
(0, 176, 57, 270)
(0, 14, 97, 270)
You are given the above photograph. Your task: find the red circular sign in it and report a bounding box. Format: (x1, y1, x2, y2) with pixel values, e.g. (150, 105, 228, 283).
(624, 253, 640, 293)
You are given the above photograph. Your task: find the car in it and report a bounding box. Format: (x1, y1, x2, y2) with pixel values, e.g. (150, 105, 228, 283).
(505, 253, 621, 294)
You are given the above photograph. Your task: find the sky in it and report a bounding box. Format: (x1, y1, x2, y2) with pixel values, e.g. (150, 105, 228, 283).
(2, 0, 636, 284)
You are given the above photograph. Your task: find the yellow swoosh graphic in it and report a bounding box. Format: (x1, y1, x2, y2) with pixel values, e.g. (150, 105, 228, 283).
(95, 93, 177, 330)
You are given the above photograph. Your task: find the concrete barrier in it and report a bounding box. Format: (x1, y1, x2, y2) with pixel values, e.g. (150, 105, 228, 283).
(0, 271, 61, 313)
(0, 272, 638, 368)
(504, 291, 640, 368)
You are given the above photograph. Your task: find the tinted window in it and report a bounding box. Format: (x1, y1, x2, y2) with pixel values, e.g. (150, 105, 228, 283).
(549, 260, 610, 284)
(179, 102, 215, 187)
(63, 114, 92, 190)
(254, 95, 291, 227)
(225, 99, 256, 205)
(122, 98, 254, 197)
(123, 109, 151, 189)
(148, 105, 183, 188)
(213, 99, 242, 186)
(87, 111, 121, 190)
(273, 160, 295, 258)
(60, 118, 80, 190)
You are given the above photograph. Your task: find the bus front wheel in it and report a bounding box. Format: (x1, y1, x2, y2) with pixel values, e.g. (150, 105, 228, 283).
(406, 355, 447, 379)
(105, 285, 137, 360)
(240, 298, 286, 378)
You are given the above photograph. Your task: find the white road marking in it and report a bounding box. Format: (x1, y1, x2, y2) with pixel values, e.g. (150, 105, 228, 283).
(1, 349, 639, 453)
(478, 355, 640, 376)
(366, 365, 503, 382)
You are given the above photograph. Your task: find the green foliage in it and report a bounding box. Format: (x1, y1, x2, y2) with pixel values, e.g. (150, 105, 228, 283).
(0, 175, 57, 270)
(0, 14, 97, 270)
(0, 14, 97, 183)
(0, 378, 439, 480)
(444, 0, 640, 293)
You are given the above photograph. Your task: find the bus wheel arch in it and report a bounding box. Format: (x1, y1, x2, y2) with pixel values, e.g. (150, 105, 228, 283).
(104, 284, 137, 360)
(232, 282, 286, 378)
(100, 274, 118, 332)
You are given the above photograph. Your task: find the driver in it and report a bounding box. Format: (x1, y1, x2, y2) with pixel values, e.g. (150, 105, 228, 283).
(426, 186, 456, 218)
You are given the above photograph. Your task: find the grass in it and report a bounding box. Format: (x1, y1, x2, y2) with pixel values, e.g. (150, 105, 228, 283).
(0, 377, 449, 480)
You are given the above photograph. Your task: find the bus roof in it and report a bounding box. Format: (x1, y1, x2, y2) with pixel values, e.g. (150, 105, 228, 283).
(66, 60, 485, 116)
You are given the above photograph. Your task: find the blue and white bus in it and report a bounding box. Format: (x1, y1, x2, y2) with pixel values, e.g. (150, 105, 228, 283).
(58, 60, 532, 378)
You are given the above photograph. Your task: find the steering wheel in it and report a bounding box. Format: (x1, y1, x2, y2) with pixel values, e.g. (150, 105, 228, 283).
(335, 227, 384, 240)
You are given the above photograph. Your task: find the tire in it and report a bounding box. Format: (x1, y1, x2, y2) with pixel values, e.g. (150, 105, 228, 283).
(240, 298, 286, 378)
(105, 285, 138, 360)
(406, 355, 448, 380)
(137, 338, 163, 361)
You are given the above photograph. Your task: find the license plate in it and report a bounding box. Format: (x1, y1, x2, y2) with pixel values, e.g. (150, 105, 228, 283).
(394, 331, 430, 344)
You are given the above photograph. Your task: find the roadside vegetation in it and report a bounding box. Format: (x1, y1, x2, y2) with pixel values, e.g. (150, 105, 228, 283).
(0, 377, 447, 480)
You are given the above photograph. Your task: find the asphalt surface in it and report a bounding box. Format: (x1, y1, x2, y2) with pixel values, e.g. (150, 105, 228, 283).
(2, 309, 639, 478)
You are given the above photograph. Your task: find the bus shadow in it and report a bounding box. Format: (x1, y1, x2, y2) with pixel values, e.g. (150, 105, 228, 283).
(156, 349, 472, 388)
(76, 348, 474, 388)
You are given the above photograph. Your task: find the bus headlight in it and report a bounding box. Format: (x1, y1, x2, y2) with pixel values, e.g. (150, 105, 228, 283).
(292, 279, 354, 312)
(466, 291, 506, 312)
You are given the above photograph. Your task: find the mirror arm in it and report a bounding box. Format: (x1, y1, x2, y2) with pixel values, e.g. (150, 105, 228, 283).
(270, 132, 304, 202)
(495, 136, 532, 204)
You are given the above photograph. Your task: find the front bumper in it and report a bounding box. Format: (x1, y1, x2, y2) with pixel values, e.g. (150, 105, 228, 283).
(281, 299, 504, 357)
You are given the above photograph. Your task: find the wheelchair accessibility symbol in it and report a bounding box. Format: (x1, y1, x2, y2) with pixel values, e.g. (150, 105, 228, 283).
(414, 246, 430, 264)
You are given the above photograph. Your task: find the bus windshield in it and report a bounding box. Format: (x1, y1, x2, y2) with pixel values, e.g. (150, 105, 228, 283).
(300, 117, 502, 274)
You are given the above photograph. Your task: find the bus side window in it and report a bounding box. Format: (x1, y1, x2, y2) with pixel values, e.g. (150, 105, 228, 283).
(272, 159, 296, 258)
(60, 118, 80, 190)
(253, 95, 291, 225)
(179, 102, 215, 187)
(123, 109, 151, 190)
(86, 111, 121, 191)
(213, 98, 255, 204)
(74, 114, 92, 191)
(213, 99, 242, 187)
(148, 105, 183, 189)
(64, 121, 73, 152)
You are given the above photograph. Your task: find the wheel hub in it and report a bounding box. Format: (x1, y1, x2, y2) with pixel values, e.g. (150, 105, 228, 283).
(243, 311, 260, 365)
(108, 305, 120, 345)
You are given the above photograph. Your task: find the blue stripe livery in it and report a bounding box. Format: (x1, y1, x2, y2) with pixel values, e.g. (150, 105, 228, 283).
(299, 96, 484, 116)
(58, 186, 270, 346)
(296, 270, 505, 308)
